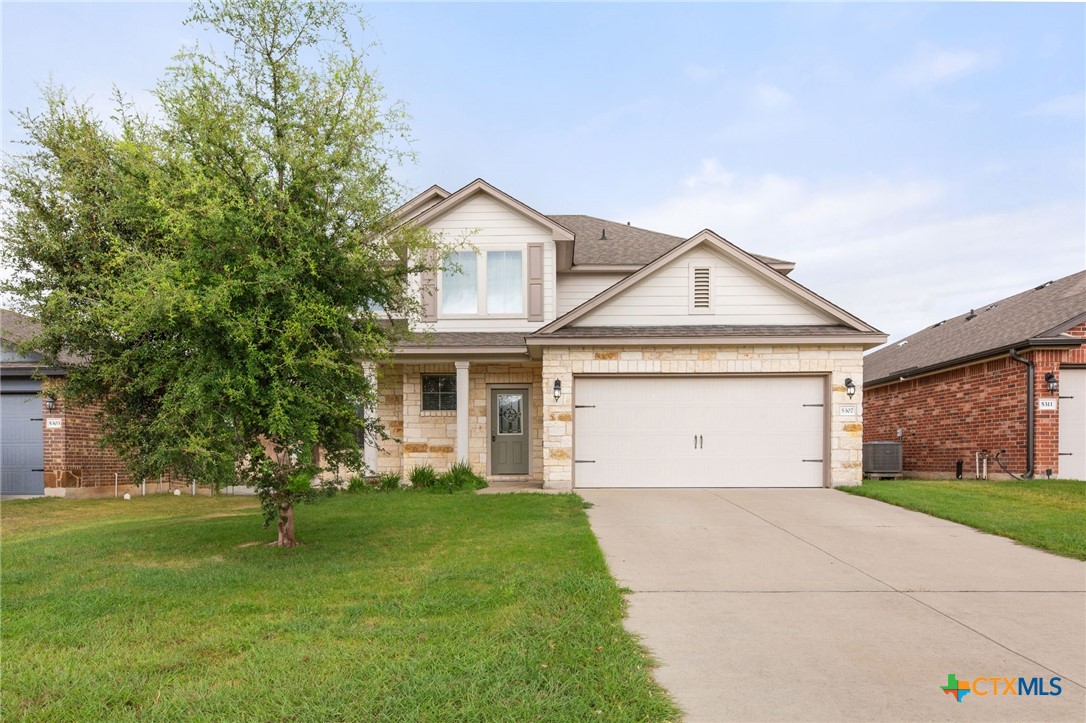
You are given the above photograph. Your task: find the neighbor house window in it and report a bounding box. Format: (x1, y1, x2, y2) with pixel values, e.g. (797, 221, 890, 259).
(441, 251, 478, 315)
(422, 374, 457, 411)
(440, 249, 524, 316)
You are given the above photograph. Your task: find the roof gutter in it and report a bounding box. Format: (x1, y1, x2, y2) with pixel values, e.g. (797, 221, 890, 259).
(1008, 348, 1035, 479)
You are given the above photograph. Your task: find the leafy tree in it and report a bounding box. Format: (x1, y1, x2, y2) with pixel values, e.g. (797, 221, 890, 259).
(1, 0, 438, 545)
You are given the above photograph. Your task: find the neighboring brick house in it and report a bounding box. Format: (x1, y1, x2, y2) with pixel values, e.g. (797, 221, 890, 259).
(863, 271, 1086, 480)
(376, 179, 887, 490)
(0, 309, 133, 495)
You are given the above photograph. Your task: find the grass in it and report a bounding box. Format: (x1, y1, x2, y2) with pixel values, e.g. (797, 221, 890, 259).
(842, 478, 1086, 560)
(1, 492, 678, 721)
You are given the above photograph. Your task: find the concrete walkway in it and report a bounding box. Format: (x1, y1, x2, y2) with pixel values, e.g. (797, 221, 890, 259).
(580, 488, 1085, 722)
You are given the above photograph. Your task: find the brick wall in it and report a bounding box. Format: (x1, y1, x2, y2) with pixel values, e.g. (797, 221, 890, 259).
(864, 329, 1086, 478)
(41, 383, 132, 488)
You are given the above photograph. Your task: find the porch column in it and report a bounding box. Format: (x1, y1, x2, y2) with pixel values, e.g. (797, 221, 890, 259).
(454, 361, 470, 464)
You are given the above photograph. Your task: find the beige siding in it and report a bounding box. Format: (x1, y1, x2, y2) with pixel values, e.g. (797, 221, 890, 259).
(555, 272, 629, 316)
(572, 247, 832, 327)
(419, 194, 556, 332)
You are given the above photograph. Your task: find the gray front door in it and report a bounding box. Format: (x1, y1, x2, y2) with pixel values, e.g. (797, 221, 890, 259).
(491, 387, 529, 475)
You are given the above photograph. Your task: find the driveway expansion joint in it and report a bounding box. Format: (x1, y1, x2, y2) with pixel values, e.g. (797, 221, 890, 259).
(706, 489, 1082, 688)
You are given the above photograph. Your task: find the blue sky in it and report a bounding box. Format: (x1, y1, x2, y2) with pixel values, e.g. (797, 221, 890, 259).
(3, 2, 1084, 343)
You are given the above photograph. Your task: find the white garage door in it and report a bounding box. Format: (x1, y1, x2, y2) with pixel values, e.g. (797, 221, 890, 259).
(574, 376, 825, 488)
(1058, 368, 1085, 480)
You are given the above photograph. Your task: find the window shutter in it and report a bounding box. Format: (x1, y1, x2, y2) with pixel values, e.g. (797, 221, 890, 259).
(527, 242, 544, 322)
(420, 252, 438, 322)
(690, 266, 712, 313)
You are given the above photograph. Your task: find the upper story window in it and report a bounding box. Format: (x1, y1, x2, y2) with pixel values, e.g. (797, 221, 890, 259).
(441, 251, 478, 314)
(441, 249, 524, 316)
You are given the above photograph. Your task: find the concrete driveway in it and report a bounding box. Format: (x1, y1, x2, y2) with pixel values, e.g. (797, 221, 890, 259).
(580, 489, 1085, 722)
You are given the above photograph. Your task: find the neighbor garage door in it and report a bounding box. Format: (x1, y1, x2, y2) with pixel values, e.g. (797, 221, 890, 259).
(574, 376, 825, 488)
(1059, 368, 1085, 481)
(1, 391, 46, 495)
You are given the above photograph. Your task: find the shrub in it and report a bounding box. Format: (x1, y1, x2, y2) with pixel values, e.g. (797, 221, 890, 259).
(409, 464, 438, 490)
(433, 462, 488, 494)
(376, 472, 402, 492)
(344, 475, 373, 494)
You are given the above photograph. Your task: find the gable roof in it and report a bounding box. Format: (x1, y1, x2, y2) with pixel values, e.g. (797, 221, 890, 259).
(0, 308, 39, 346)
(864, 270, 1086, 386)
(394, 185, 450, 223)
(547, 214, 794, 272)
(412, 179, 575, 241)
(0, 308, 73, 372)
(532, 229, 883, 339)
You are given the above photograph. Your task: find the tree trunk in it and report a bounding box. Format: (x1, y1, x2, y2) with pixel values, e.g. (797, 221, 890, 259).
(276, 501, 297, 547)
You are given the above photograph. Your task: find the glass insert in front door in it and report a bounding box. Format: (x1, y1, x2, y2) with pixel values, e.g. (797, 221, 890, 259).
(497, 393, 523, 435)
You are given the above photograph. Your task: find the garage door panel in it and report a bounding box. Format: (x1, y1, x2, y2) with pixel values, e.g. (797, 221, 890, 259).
(575, 376, 824, 488)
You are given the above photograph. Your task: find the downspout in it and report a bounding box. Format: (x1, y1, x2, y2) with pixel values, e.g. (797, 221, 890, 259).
(1008, 349, 1035, 478)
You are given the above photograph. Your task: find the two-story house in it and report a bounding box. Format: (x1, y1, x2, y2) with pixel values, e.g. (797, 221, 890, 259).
(371, 179, 886, 490)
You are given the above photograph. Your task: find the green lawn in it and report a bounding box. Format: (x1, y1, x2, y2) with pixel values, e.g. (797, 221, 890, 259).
(1, 492, 678, 721)
(842, 478, 1086, 560)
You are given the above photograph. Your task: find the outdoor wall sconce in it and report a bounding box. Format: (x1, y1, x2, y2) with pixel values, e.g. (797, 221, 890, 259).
(844, 378, 856, 399)
(1045, 372, 1058, 394)
(553, 379, 562, 402)
(44, 394, 57, 412)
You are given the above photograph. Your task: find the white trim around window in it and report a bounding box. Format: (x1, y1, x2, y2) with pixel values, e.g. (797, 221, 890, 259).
(439, 246, 527, 318)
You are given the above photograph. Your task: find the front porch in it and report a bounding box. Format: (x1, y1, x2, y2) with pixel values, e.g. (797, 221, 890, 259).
(375, 360, 544, 482)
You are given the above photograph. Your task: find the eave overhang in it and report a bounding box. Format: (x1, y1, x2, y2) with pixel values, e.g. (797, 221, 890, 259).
(864, 336, 1085, 389)
(525, 332, 885, 359)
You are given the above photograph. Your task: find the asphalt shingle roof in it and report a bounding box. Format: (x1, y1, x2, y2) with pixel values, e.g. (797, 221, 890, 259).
(547, 214, 790, 268)
(0, 309, 40, 346)
(0, 308, 78, 370)
(398, 332, 528, 349)
(864, 270, 1086, 385)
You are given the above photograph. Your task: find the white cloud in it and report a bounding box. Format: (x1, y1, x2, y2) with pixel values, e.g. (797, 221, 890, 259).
(683, 159, 735, 189)
(1023, 93, 1085, 119)
(571, 97, 659, 136)
(685, 63, 724, 81)
(753, 83, 792, 110)
(707, 82, 803, 144)
(623, 161, 1084, 343)
(893, 44, 993, 86)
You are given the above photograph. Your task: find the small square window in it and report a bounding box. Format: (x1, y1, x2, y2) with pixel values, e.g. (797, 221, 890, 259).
(422, 374, 457, 411)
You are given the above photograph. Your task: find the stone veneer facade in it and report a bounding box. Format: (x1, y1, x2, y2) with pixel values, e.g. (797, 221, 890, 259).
(376, 362, 544, 479)
(540, 344, 866, 490)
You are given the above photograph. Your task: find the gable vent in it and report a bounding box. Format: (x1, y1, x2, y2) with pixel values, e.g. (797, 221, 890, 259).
(690, 266, 713, 313)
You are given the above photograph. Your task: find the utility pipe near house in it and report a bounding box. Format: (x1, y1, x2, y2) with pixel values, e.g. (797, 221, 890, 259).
(1009, 349, 1035, 478)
